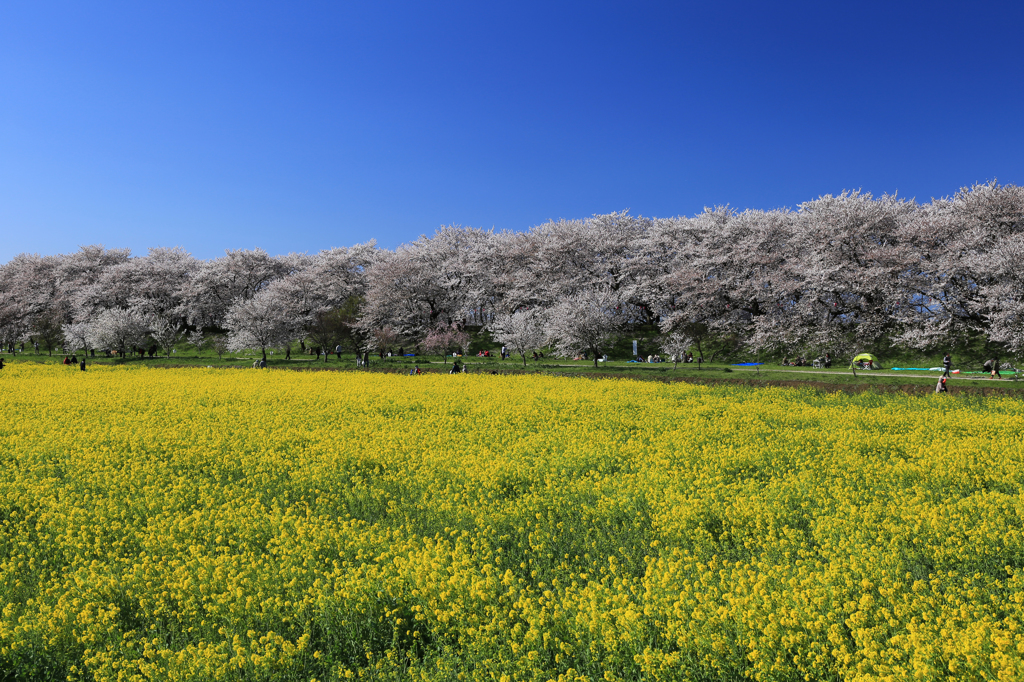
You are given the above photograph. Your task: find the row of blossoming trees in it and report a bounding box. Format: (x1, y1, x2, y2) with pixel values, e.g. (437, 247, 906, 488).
(1, 182, 1023, 367)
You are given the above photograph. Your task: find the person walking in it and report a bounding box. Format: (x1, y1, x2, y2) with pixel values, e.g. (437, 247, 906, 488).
(942, 353, 952, 378)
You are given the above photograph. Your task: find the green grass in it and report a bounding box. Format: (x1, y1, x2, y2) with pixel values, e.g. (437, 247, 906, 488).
(6, 347, 1021, 394)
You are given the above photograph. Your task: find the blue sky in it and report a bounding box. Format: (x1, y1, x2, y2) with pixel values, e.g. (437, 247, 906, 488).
(1, 1, 1022, 261)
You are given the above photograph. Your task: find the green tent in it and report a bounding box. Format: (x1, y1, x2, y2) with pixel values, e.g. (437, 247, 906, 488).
(850, 352, 879, 369)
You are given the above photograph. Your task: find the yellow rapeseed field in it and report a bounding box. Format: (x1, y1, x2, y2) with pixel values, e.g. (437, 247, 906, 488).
(1, 364, 1023, 681)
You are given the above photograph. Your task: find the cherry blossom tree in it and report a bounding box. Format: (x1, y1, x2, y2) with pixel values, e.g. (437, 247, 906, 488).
(0, 299, 29, 353)
(150, 316, 186, 358)
(183, 248, 285, 327)
(369, 325, 399, 356)
(213, 335, 229, 359)
(957, 183, 1024, 359)
(86, 308, 149, 357)
(360, 229, 488, 337)
(421, 322, 470, 364)
(659, 331, 693, 369)
(225, 289, 293, 361)
(61, 321, 93, 357)
(491, 309, 548, 367)
(546, 290, 624, 368)
(779, 191, 915, 355)
(4, 184, 1024, 363)
(187, 330, 206, 357)
(893, 182, 1024, 353)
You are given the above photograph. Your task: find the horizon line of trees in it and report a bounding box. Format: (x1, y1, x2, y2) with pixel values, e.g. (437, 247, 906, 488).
(1, 181, 1023, 366)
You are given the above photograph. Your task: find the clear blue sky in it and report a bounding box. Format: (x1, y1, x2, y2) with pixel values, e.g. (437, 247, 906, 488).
(2, 1, 1022, 261)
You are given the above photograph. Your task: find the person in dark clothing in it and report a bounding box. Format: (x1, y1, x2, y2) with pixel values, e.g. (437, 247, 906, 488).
(79, 359, 86, 371)
(0, 357, 5, 370)
(449, 360, 462, 374)
(984, 358, 1002, 379)
(942, 353, 952, 378)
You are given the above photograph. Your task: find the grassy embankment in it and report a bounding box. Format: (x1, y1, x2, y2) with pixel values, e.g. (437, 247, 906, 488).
(5, 347, 1021, 394)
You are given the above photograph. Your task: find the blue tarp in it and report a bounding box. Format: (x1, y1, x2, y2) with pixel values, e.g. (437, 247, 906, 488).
(731, 362, 764, 366)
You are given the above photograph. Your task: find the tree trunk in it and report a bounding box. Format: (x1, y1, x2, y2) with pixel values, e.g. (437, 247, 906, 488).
(593, 351, 599, 369)
(522, 353, 527, 368)
(262, 348, 267, 361)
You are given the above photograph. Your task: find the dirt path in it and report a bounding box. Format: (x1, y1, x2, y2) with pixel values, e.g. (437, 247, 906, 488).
(730, 367, 1012, 383)
(525, 362, 1012, 384)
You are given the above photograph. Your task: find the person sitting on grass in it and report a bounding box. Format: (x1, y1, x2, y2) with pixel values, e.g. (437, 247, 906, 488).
(935, 376, 948, 393)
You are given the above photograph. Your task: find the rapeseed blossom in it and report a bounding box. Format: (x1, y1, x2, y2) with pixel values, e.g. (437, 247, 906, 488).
(1, 364, 1023, 681)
